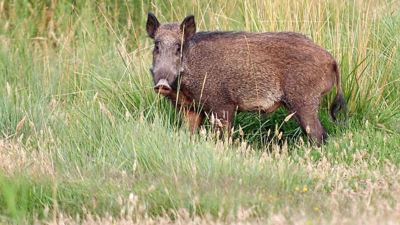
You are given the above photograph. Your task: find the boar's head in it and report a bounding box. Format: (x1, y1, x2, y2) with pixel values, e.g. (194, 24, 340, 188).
(146, 13, 196, 95)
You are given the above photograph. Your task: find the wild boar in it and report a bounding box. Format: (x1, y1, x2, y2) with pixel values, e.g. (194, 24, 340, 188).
(146, 13, 347, 145)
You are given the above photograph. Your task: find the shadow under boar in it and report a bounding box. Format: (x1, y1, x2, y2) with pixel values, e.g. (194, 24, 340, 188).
(146, 13, 347, 146)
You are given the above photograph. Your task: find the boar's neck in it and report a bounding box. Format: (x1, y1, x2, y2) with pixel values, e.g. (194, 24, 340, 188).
(189, 31, 238, 42)
(165, 84, 193, 108)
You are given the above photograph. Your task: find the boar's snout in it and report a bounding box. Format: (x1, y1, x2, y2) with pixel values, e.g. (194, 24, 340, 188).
(154, 79, 172, 95)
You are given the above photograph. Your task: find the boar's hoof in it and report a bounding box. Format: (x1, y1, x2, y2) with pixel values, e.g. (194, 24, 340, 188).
(154, 79, 172, 95)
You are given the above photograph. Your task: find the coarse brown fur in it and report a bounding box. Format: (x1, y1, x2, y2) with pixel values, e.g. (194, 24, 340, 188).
(146, 13, 347, 146)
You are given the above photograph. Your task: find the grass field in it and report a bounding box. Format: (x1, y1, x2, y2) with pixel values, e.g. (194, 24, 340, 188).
(0, 0, 399, 224)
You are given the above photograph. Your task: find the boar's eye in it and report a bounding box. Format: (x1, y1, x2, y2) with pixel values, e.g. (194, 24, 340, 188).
(176, 43, 181, 55)
(154, 43, 160, 53)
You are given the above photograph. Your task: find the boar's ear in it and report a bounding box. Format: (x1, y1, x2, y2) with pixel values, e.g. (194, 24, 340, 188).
(180, 15, 196, 41)
(146, 13, 160, 39)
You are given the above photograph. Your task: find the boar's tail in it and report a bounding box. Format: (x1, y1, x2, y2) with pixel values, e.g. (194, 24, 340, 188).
(330, 62, 347, 122)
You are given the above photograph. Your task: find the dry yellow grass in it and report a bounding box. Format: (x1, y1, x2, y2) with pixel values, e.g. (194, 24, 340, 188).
(0, 139, 54, 177)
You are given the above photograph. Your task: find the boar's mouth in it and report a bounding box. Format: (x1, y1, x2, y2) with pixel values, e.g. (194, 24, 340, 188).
(154, 79, 172, 95)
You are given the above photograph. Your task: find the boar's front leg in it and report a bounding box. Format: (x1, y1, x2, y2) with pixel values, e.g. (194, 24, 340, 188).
(181, 108, 205, 133)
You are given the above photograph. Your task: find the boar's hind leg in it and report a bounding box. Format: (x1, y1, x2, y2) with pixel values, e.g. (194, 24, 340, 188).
(288, 106, 327, 146)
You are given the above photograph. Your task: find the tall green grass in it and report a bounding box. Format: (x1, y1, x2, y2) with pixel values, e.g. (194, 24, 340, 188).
(0, 0, 399, 223)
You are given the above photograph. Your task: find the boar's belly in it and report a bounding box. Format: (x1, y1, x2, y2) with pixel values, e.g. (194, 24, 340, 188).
(237, 98, 282, 113)
(233, 87, 283, 113)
